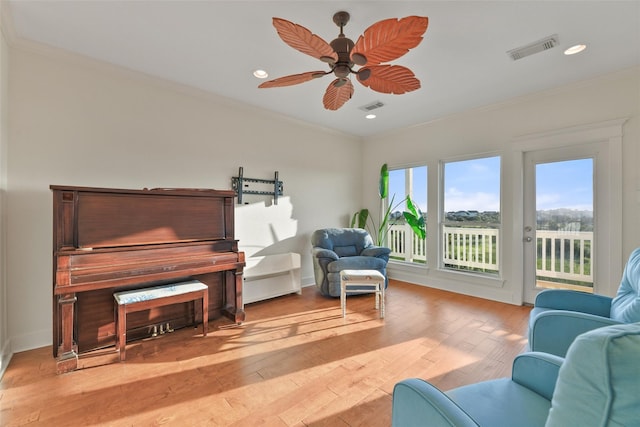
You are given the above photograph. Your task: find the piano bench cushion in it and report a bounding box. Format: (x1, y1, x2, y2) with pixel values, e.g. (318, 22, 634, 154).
(114, 280, 208, 305)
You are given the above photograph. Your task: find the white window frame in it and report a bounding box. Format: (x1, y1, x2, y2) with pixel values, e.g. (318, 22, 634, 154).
(438, 153, 503, 277)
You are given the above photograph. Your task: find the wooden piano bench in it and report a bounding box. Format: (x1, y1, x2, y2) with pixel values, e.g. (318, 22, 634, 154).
(113, 280, 209, 361)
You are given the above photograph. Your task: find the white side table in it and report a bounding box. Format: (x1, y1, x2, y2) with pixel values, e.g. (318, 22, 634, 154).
(339, 269, 386, 319)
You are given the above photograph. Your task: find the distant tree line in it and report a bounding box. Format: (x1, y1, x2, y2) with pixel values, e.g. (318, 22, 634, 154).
(391, 208, 593, 232)
(536, 209, 593, 231)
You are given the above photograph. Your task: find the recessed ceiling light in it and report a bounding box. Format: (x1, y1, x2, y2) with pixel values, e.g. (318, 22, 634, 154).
(366, 114, 376, 119)
(564, 44, 587, 55)
(253, 69, 268, 79)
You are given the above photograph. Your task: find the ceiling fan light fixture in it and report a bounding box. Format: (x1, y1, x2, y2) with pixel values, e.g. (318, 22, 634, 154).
(334, 65, 351, 78)
(334, 78, 348, 87)
(351, 52, 367, 66)
(357, 68, 371, 81)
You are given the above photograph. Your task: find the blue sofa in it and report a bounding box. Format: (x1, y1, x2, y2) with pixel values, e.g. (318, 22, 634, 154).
(311, 228, 390, 297)
(528, 247, 640, 357)
(391, 322, 640, 427)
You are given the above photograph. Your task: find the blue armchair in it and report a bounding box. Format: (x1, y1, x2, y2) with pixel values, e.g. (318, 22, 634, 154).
(528, 247, 640, 357)
(311, 228, 390, 297)
(392, 322, 640, 427)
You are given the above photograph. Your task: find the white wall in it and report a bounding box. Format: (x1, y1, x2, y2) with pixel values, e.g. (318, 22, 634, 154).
(364, 68, 640, 305)
(7, 45, 363, 352)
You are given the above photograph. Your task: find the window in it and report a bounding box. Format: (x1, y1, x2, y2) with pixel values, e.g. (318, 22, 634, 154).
(441, 156, 501, 275)
(387, 165, 427, 264)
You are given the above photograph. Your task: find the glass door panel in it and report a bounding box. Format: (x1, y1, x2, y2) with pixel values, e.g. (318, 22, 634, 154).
(524, 150, 595, 303)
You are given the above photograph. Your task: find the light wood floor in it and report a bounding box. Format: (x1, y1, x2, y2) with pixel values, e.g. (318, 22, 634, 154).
(0, 280, 531, 426)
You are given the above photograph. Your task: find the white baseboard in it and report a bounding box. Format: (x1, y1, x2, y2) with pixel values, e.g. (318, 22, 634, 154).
(388, 263, 518, 305)
(388, 264, 428, 286)
(10, 327, 50, 354)
(0, 338, 12, 379)
(301, 276, 315, 287)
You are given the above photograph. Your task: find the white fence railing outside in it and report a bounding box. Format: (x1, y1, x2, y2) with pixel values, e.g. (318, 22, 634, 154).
(442, 226, 499, 272)
(536, 230, 593, 282)
(388, 224, 426, 263)
(387, 224, 593, 283)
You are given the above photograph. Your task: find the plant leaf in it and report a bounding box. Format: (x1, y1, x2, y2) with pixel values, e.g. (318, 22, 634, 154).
(379, 163, 389, 199)
(405, 196, 419, 217)
(323, 79, 354, 110)
(403, 212, 426, 240)
(352, 16, 428, 65)
(351, 209, 369, 229)
(403, 197, 426, 240)
(357, 65, 421, 94)
(272, 18, 337, 62)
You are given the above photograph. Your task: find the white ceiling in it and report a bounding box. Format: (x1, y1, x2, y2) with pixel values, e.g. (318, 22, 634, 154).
(5, 1, 640, 137)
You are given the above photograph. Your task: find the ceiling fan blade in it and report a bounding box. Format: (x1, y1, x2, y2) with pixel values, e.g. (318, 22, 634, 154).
(272, 17, 338, 62)
(356, 65, 420, 94)
(258, 71, 326, 88)
(352, 16, 428, 65)
(323, 78, 354, 110)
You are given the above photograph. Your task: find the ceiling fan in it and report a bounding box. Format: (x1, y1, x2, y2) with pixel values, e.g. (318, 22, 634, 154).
(258, 11, 429, 111)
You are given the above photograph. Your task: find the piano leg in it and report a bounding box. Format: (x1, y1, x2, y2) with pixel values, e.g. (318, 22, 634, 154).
(56, 293, 79, 373)
(222, 269, 246, 324)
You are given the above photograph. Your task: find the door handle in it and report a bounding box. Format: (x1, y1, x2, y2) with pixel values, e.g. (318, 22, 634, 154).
(524, 226, 533, 242)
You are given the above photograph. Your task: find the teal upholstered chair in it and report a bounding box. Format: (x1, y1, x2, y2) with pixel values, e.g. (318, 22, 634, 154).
(311, 228, 390, 297)
(528, 247, 640, 357)
(391, 322, 640, 427)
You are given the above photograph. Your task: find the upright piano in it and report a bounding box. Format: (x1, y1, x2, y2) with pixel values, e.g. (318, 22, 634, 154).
(51, 185, 245, 373)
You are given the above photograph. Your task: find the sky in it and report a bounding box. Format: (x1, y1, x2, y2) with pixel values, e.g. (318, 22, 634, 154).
(536, 159, 593, 211)
(444, 157, 500, 212)
(389, 157, 593, 213)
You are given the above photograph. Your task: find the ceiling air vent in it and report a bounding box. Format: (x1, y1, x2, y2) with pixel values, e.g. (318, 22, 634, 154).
(359, 101, 385, 112)
(507, 34, 559, 60)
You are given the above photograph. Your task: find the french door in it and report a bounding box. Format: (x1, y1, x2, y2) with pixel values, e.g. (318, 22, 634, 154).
(523, 147, 596, 303)
(519, 120, 624, 304)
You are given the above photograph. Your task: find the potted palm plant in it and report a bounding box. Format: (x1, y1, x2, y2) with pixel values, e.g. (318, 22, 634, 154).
(351, 163, 426, 246)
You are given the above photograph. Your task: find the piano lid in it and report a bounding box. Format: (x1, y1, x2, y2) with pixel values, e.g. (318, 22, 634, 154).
(51, 185, 237, 250)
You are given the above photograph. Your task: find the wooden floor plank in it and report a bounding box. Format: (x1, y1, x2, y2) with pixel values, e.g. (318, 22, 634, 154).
(0, 280, 531, 426)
